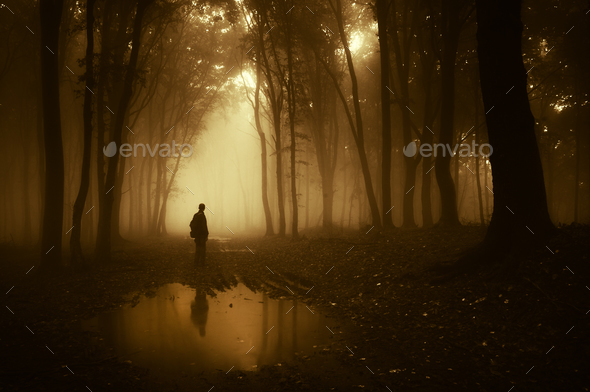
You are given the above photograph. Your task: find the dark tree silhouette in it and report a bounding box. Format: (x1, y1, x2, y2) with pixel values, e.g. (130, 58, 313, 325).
(254, 60, 275, 236)
(416, 5, 439, 228)
(475, 0, 555, 252)
(250, 0, 287, 236)
(389, 0, 420, 228)
(96, 0, 153, 261)
(328, 0, 382, 228)
(435, 0, 468, 227)
(282, 0, 299, 239)
(303, 50, 339, 231)
(70, 0, 96, 265)
(376, 0, 393, 228)
(237, 51, 274, 236)
(39, 0, 65, 270)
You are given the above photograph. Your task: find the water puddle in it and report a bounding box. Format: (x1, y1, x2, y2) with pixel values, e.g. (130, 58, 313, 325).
(82, 282, 332, 374)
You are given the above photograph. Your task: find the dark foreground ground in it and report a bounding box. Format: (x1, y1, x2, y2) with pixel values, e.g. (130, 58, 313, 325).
(1, 225, 589, 391)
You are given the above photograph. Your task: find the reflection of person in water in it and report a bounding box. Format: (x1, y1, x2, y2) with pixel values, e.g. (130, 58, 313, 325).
(190, 289, 209, 337)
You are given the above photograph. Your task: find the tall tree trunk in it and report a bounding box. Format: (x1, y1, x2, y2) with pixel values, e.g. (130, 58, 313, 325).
(254, 10, 286, 236)
(71, 0, 96, 265)
(418, 0, 437, 228)
(96, 0, 151, 261)
(155, 164, 166, 235)
(111, 150, 127, 241)
(22, 140, 32, 244)
(35, 87, 45, 245)
(475, 0, 555, 252)
(377, 0, 393, 228)
(389, 0, 419, 228)
(475, 152, 484, 224)
(402, 114, 418, 227)
(158, 200, 168, 235)
(154, 162, 163, 234)
(329, 0, 381, 227)
(307, 53, 339, 231)
(146, 108, 154, 232)
(327, 104, 339, 228)
(254, 57, 274, 236)
(474, 79, 485, 225)
(158, 191, 170, 236)
(305, 148, 310, 229)
(420, 92, 435, 227)
(484, 155, 490, 218)
(137, 156, 145, 234)
(85, 166, 95, 244)
(288, 104, 298, 236)
(128, 174, 134, 236)
(286, 15, 299, 239)
(39, 0, 65, 270)
(421, 131, 434, 227)
(95, 0, 112, 212)
(274, 112, 286, 236)
(340, 160, 347, 229)
(435, 0, 461, 226)
(454, 153, 459, 203)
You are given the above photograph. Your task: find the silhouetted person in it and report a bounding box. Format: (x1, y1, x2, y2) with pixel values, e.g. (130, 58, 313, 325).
(190, 203, 209, 264)
(190, 289, 209, 337)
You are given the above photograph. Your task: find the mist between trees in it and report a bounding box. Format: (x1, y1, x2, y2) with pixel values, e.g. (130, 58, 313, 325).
(0, 0, 588, 268)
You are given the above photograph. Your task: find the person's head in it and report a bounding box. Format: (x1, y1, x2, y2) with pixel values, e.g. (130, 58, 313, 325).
(199, 203, 205, 211)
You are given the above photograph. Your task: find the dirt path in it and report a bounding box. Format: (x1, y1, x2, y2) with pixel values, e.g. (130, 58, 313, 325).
(1, 226, 589, 391)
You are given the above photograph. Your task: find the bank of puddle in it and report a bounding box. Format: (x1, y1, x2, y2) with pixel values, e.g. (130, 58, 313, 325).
(82, 281, 332, 374)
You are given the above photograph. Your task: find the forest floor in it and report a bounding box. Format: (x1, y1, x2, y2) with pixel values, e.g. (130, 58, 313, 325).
(1, 224, 589, 392)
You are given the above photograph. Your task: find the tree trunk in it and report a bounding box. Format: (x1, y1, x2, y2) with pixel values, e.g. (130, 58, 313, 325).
(484, 155, 490, 219)
(274, 121, 286, 236)
(111, 150, 127, 242)
(85, 166, 95, 244)
(305, 149, 310, 229)
(307, 52, 339, 231)
(435, 0, 461, 226)
(474, 79, 485, 225)
(70, 0, 96, 265)
(95, 0, 113, 213)
(254, 10, 286, 236)
(377, 0, 393, 228)
(127, 173, 134, 236)
(35, 87, 45, 245)
(22, 138, 32, 245)
(286, 15, 299, 239)
(417, 0, 438, 228)
(475, 153, 484, 224)
(420, 117, 435, 227)
(330, 0, 381, 228)
(340, 160, 347, 229)
(39, 0, 65, 270)
(137, 156, 146, 234)
(155, 163, 165, 235)
(421, 152, 434, 227)
(475, 0, 555, 251)
(254, 57, 274, 236)
(402, 114, 418, 228)
(96, 0, 151, 261)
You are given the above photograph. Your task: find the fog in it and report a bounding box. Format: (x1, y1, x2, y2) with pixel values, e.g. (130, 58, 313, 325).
(0, 0, 588, 255)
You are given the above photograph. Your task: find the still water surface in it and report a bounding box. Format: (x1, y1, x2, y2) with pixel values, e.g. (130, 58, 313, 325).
(82, 282, 331, 373)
